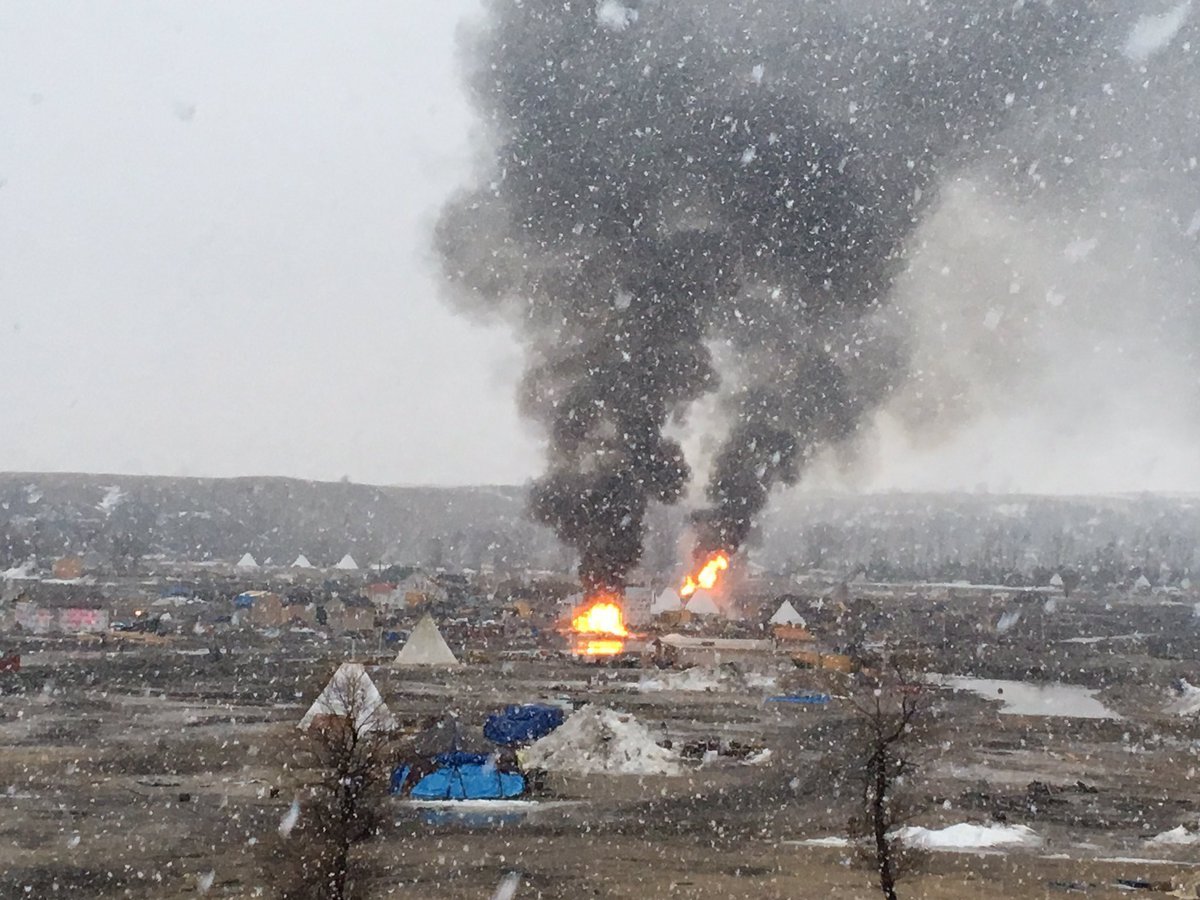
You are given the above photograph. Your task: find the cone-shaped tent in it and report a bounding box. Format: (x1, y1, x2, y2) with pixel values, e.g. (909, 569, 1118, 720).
(684, 589, 720, 617)
(650, 588, 683, 614)
(236, 552, 258, 569)
(292, 554, 313, 568)
(769, 599, 805, 626)
(299, 663, 396, 733)
(395, 614, 460, 666)
(334, 554, 359, 570)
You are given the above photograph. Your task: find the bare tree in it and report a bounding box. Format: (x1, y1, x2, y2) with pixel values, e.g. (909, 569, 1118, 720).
(837, 654, 931, 900)
(270, 665, 396, 900)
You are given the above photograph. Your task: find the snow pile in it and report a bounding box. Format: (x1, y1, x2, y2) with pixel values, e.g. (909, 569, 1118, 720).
(2, 562, 35, 580)
(1123, 0, 1192, 62)
(1164, 680, 1200, 716)
(97, 485, 125, 514)
(898, 822, 1042, 850)
(1148, 825, 1200, 846)
(638, 666, 777, 693)
(521, 706, 680, 776)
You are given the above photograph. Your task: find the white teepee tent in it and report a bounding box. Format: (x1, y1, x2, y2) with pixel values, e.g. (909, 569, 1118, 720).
(298, 663, 396, 733)
(292, 554, 313, 568)
(236, 552, 258, 569)
(334, 554, 359, 571)
(650, 587, 683, 614)
(394, 614, 460, 666)
(768, 599, 805, 626)
(684, 589, 721, 617)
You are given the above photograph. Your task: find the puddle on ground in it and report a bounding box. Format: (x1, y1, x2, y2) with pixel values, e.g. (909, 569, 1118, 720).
(932, 675, 1120, 719)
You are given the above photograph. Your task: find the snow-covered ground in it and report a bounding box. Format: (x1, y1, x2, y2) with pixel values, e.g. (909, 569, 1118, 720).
(930, 675, 1119, 719)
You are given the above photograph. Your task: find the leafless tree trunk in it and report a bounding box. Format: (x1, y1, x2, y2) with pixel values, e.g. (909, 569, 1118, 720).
(268, 666, 396, 900)
(834, 653, 929, 900)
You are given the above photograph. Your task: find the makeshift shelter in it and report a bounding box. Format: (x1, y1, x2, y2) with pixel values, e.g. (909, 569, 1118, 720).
(334, 554, 359, 571)
(299, 663, 396, 733)
(292, 554, 313, 568)
(768, 600, 805, 627)
(391, 752, 525, 800)
(484, 704, 565, 746)
(394, 614, 460, 666)
(236, 552, 258, 569)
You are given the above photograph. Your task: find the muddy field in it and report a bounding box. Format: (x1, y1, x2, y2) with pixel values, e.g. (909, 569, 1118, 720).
(1, 592, 1198, 898)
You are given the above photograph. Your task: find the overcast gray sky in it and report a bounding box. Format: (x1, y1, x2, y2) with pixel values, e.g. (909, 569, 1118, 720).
(2, 2, 1196, 493)
(0, 0, 542, 484)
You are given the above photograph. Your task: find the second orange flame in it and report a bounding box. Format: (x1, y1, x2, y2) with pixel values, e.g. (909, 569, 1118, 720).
(680, 551, 730, 599)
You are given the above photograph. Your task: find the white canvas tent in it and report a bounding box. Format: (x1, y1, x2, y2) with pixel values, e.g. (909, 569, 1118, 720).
(298, 663, 396, 733)
(292, 554, 313, 568)
(394, 614, 460, 666)
(683, 589, 721, 617)
(650, 587, 683, 615)
(768, 599, 805, 627)
(334, 554, 359, 571)
(236, 552, 258, 569)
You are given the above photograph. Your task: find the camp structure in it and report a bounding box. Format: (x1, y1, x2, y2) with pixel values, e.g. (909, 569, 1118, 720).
(394, 614, 460, 667)
(768, 599, 805, 627)
(683, 588, 721, 617)
(292, 554, 313, 568)
(650, 587, 683, 615)
(235, 552, 258, 569)
(334, 554, 359, 571)
(298, 662, 396, 733)
(391, 752, 525, 800)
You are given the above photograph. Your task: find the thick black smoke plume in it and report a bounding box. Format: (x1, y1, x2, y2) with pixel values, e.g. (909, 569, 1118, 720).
(437, 0, 1114, 587)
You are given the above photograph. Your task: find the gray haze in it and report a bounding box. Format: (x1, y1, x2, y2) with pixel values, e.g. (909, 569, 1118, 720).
(2, 1, 1197, 499)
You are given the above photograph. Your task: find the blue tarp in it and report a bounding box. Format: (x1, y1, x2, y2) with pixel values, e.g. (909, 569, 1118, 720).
(233, 593, 255, 609)
(766, 692, 831, 705)
(392, 752, 526, 800)
(483, 704, 565, 746)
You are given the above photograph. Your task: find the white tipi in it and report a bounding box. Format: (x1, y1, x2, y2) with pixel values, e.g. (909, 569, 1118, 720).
(650, 587, 683, 615)
(394, 614, 460, 666)
(334, 554, 359, 571)
(298, 663, 396, 733)
(236, 552, 258, 569)
(292, 554, 313, 568)
(684, 589, 721, 617)
(768, 599, 805, 627)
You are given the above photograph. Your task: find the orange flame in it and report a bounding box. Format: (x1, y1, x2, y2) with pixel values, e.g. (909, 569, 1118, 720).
(570, 596, 629, 637)
(579, 639, 624, 656)
(680, 551, 730, 599)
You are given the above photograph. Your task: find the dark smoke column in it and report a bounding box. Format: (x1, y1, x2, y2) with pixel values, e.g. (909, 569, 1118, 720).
(436, 0, 1104, 583)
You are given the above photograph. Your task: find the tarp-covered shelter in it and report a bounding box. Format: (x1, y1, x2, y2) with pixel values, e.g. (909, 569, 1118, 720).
(392, 752, 525, 800)
(484, 704, 565, 746)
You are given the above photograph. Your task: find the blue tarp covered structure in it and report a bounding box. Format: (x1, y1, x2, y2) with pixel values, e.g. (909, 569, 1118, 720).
(392, 752, 525, 800)
(483, 704, 564, 746)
